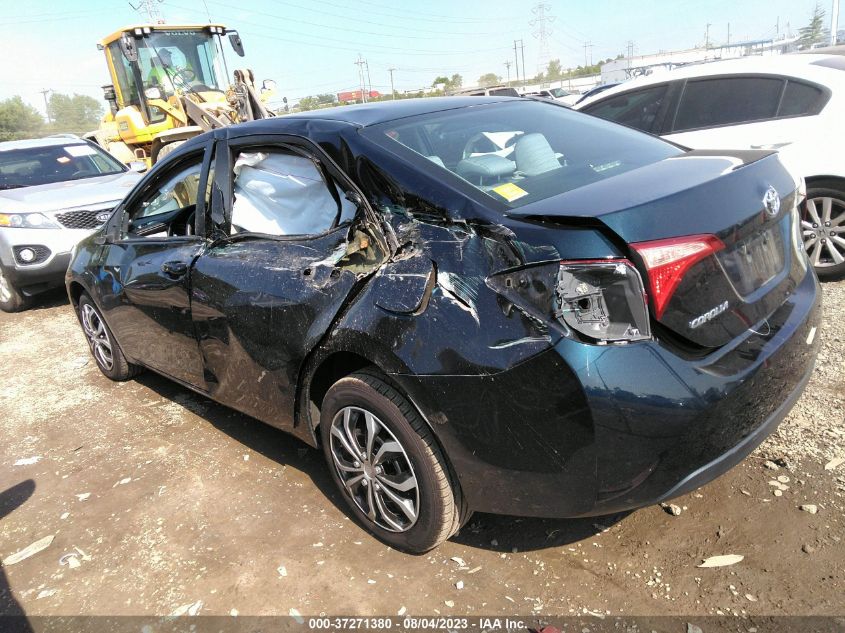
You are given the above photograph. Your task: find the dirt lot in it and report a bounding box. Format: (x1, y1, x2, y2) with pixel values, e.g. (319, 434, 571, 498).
(1, 281, 843, 620)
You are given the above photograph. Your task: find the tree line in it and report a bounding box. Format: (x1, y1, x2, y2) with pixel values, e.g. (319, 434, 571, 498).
(0, 93, 103, 142)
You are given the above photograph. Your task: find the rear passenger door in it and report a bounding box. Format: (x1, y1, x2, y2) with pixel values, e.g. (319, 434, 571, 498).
(190, 135, 385, 429)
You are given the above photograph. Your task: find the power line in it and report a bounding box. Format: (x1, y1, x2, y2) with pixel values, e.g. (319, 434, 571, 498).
(129, 0, 164, 22)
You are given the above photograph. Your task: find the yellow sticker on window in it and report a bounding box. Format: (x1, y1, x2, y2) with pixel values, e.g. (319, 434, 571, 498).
(491, 182, 528, 202)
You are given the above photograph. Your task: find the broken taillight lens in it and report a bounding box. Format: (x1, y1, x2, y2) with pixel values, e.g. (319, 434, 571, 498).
(555, 259, 651, 343)
(631, 235, 725, 320)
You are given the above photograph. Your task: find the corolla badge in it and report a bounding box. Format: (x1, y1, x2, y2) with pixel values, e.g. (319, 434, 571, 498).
(689, 300, 729, 329)
(96, 211, 112, 223)
(763, 186, 780, 217)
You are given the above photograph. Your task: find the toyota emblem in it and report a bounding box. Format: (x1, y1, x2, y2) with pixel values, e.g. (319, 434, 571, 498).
(762, 186, 780, 217)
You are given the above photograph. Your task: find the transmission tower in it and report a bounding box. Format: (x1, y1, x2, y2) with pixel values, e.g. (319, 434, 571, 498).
(128, 0, 164, 22)
(530, 2, 555, 77)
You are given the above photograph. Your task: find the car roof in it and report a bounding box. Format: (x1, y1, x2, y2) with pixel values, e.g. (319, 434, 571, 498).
(278, 96, 516, 127)
(576, 53, 845, 108)
(0, 137, 88, 152)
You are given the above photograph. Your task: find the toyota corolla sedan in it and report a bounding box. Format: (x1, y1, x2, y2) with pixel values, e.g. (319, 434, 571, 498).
(66, 97, 820, 553)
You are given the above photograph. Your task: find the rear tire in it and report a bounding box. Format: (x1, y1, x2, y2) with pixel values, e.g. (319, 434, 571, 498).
(803, 181, 845, 280)
(77, 293, 141, 381)
(0, 268, 29, 313)
(155, 140, 185, 163)
(320, 370, 465, 553)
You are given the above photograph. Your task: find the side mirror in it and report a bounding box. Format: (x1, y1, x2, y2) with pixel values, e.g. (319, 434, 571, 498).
(128, 160, 147, 173)
(228, 31, 245, 57)
(119, 34, 138, 63)
(144, 87, 162, 100)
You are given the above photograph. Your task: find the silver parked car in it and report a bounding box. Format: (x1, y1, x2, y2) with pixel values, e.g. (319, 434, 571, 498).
(0, 137, 142, 312)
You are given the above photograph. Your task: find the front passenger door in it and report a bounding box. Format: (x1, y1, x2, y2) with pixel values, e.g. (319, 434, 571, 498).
(100, 146, 212, 387)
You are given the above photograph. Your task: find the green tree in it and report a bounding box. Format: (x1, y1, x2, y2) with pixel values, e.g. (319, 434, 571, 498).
(297, 96, 320, 111)
(797, 3, 827, 48)
(316, 93, 337, 105)
(46, 93, 102, 134)
(431, 76, 450, 88)
(449, 73, 463, 89)
(0, 96, 44, 141)
(546, 59, 563, 81)
(478, 72, 502, 87)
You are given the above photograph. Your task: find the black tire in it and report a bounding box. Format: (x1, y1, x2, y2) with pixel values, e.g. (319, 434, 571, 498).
(77, 293, 141, 381)
(320, 369, 465, 553)
(803, 180, 845, 281)
(155, 140, 185, 163)
(0, 268, 30, 313)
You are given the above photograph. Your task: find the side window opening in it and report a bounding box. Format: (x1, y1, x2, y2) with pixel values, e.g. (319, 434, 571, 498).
(583, 84, 669, 133)
(229, 149, 356, 237)
(778, 80, 825, 117)
(124, 159, 203, 238)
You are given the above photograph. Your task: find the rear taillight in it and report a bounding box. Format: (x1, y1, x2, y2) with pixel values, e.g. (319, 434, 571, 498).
(487, 259, 651, 344)
(555, 259, 651, 343)
(632, 235, 724, 320)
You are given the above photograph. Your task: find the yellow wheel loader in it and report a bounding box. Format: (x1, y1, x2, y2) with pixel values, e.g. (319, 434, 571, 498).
(93, 24, 276, 168)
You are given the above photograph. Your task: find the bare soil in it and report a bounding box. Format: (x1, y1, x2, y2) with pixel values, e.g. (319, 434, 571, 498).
(1, 282, 843, 618)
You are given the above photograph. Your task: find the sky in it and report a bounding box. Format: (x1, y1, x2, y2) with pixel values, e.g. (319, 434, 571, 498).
(0, 0, 837, 114)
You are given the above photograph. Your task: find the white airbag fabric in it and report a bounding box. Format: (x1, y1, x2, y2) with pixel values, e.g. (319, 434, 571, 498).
(232, 152, 338, 235)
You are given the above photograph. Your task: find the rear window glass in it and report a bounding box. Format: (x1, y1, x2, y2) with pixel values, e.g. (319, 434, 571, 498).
(673, 77, 784, 131)
(778, 80, 825, 116)
(367, 100, 681, 209)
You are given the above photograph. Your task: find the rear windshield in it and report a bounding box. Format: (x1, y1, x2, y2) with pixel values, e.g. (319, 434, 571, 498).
(0, 143, 125, 190)
(368, 100, 681, 208)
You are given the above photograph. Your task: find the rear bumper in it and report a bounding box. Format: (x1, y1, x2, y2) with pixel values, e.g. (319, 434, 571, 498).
(392, 267, 821, 518)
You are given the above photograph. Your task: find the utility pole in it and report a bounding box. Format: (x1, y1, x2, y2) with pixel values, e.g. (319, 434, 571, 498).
(705, 23, 712, 49)
(365, 60, 372, 97)
(39, 89, 52, 124)
(520, 40, 526, 85)
(513, 40, 522, 86)
(727, 22, 731, 46)
(504, 61, 512, 86)
(583, 41, 593, 66)
(530, 2, 555, 77)
(354, 54, 368, 103)
(388, 67, 396, 100)
(832, 0, 841, 46)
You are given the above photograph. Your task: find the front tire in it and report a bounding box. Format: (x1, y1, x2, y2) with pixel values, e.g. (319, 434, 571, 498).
(78, 293, 140, 381)
(320, 370, 464, 553)
(803, 181, 845, 280)
(0, 268, 30, 313)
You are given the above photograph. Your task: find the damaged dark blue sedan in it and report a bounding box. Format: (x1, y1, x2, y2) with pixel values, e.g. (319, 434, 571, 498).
(67, 97, 820, 553)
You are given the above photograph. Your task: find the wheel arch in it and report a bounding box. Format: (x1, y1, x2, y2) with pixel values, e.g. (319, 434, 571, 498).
(804, 175, 845, 191)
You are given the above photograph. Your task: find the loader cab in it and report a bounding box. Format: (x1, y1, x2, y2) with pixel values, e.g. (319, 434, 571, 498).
(100, 24, 241, 134)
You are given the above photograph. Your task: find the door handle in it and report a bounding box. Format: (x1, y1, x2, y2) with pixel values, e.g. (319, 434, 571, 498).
(161, 261, 188, 278)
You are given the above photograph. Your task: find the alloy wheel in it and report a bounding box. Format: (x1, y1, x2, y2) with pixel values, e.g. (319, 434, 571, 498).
(0, 270, 11, 303)
(80, 303, 114, 371)
(328, 406, 420, 532)
(803, 195, 845, 268)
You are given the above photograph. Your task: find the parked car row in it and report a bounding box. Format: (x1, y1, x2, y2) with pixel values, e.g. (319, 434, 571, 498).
(575, 53, 845, 279)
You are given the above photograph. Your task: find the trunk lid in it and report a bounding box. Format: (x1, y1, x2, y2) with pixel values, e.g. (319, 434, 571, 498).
(508, 150, 805, 348)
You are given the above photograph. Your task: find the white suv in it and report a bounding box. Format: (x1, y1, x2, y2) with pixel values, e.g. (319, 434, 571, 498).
(576, 54, 845, 279)
(0, 137, 142, 311)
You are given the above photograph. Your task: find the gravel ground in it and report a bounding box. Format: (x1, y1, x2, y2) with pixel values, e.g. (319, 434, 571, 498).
(0, 281, 842, 620)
